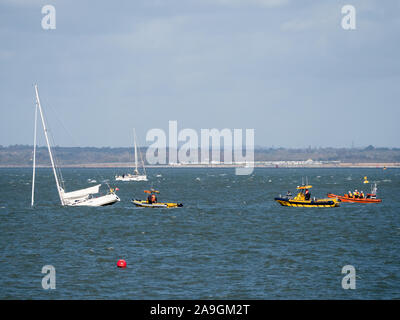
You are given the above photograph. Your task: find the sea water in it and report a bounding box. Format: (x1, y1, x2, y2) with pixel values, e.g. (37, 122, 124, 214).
(0, 167, 399, 299)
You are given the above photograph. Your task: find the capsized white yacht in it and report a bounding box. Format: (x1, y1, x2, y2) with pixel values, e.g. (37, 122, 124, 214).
(31, 85, 120, 207)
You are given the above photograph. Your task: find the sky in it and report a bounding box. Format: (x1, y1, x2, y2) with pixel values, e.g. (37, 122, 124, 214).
(0, 0, 399, 148)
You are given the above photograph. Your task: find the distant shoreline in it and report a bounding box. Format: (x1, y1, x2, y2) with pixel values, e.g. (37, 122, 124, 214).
(3, 146, 400, 167)
(1, 162, 399, 168)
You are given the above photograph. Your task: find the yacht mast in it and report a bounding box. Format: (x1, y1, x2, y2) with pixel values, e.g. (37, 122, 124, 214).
(34, 85, 65, 205)
(134, 128, 138, 174)
(31, 102, 38, 206)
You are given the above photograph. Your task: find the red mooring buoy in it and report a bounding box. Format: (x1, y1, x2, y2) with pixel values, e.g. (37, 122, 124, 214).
(117, 259, 127, 268)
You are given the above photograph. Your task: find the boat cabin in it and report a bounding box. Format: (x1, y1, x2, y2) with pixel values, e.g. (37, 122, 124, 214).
(293, 185, 312, 201)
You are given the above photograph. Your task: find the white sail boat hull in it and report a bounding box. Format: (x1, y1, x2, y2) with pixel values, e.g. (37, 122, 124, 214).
(60, 184, 120, 206)
(66, 193, 120, 206)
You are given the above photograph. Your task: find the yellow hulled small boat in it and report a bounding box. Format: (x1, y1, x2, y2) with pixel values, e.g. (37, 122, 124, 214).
(132, 189, 183, 208)
(274, 185, 339, 208)
(131, 200, 183, 208)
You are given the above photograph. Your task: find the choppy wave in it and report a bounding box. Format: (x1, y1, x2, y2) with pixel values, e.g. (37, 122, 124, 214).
(0, 167, 399, 299)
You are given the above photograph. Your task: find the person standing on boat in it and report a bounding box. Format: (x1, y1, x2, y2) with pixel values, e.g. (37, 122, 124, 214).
(305, 189, 311, 200)
(148, 193, 157, 204)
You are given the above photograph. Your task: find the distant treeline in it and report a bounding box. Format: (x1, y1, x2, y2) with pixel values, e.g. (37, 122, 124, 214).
(1, 144, 400, 166)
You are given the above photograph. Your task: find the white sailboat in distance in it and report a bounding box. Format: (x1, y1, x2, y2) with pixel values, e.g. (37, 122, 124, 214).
(115, 129, 148, 181)
(31, 85, 120, 207)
